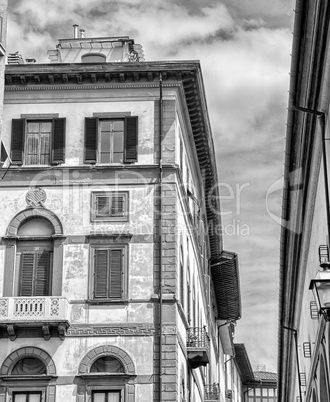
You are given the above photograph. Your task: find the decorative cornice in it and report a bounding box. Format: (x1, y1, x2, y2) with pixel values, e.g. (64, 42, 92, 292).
(5, 82, 180, 91)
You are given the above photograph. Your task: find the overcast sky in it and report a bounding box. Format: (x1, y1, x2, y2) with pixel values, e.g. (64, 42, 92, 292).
(7, 0, 294, 372)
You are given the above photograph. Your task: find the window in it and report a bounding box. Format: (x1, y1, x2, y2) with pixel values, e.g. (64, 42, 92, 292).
(16, 218, 54, 297)
(12, 358, 47, 375)
(91, 245, 127, 300)
(84, 117, 138, 164)
(82, 53, 106, 63)
(90, 357, 124, 373)
(92, 391, 121, 402)
(91, 192, 128, 222)
(13, 392, 42, 402)
(11, 118, 66, 165)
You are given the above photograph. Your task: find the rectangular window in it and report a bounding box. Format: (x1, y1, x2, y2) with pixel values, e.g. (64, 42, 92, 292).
(13, 392, 42, 402)
(92, 391, 121, 402)
(26, 121, 52, 165)
(84, 117, 138, 164)
(11, 118, 66, 165)
(92, 246, 126, 300)
(91, 192, 128, 222)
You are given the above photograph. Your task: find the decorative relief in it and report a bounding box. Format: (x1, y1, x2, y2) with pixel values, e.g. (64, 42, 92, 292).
(50, 299, 60, 316)
(0, 299, 8, 317)
(67, 325, 156, 337)
(26, 187, 47, 207)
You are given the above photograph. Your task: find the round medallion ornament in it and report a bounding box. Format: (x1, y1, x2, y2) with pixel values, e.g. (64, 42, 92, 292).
(26, 187, 47, 207)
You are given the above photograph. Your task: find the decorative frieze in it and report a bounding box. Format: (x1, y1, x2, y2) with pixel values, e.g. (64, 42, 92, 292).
(67, 324, 156, 337)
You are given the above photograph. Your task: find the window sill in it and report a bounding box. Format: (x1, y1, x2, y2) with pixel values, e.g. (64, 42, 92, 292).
(86, 299, 129, 305)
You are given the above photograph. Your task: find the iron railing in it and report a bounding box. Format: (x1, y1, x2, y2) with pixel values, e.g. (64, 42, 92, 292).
(187, 326, 210, 349)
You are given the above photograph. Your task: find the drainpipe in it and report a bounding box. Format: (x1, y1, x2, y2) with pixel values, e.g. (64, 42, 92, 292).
(159, 72, 163, 402)
(283, 326, 302, 402)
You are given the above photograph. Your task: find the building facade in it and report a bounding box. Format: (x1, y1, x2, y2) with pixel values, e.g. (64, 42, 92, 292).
(278, 0, 330, 401)
(0, 29, 241, 401)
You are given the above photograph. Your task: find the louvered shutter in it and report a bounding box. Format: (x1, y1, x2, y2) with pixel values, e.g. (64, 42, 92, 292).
(35, 251, 50, 296)
(124, 116, 138, 162)
(11, 119, 25, 164)
(110, 195, 124, 216)
(52, 118, 66, 164)
(109, 250, 122, 298)
(84, 117, 98, 163)
(19, 253, 34, 296)
(94, 249, 109, 298)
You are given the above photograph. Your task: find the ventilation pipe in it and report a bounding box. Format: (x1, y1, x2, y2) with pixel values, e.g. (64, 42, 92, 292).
(80, 29, 85, 38)
(73, 24, 79, 38)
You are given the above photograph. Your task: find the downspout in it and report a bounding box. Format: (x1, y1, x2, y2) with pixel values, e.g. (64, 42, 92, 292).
(159, 72, 163, 402)
(283, 326, 302, 402)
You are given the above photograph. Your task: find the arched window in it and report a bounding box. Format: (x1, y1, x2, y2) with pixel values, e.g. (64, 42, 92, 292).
(12, 357, 47, 375)
(17, 217, 54, 296)
(81, 53, 106, 63)
(3, 208, 64, 298)
(77, 346, 136, 402)
(90, 357, 124, 373)
(0, 347, 56, 402)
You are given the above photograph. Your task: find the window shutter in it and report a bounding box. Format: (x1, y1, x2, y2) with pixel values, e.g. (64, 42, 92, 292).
(109, 250, 122, 298)
(19, 253, 34, 296)
(52, 118, 66, 164)
(11, 119, 25, 164)
(84, 117, 98, 163)
(124, 116, 138, 162)
(35, 251, 50, 296)
(110, 195, 124, 216)
(94, 249, 109, 298)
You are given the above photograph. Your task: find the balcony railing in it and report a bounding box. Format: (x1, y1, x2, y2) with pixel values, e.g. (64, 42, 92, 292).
(187, 326, 210, 368)
(0, 297, 70, 340)
(205, 383, 220, 401)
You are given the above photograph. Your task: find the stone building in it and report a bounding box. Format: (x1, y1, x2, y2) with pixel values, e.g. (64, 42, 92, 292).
(278, 0, 330, 401)
(0, 28, 241, 401)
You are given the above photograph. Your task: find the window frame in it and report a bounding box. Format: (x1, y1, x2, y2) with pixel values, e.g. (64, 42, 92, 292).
(92, 389, 123, 402)
(84, 116, 138, 165)
(89, 241, 129, 303)
(13, 391, 43, 402)
(91, 191, 129, 222)
(11, 117, 66, 166)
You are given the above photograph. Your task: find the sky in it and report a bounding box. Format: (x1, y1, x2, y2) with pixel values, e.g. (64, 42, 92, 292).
(7, 0, 295, 372)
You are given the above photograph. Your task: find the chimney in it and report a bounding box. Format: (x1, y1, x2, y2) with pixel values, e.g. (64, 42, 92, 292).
(80, 29, 85, 38)
(73, 24, 79, 38)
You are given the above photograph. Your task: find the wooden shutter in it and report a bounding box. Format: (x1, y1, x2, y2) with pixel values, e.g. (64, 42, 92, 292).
(11, 119, 25, 164)
(110, 195, 124, 216)
(94, 249, 109, 298)
(19, 253, 34, 296)
(124, 116, 138, 162)
(35, 251, 50, 296)
(84, 117, 98, 163)
(109, 249, 122, 298)
(52, 118, 66, 164)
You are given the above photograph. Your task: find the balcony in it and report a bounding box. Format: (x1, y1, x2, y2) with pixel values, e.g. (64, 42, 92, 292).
(0, 296, 70, 341)
(186, 326, 210, 368)
(205, 383, 220, 401)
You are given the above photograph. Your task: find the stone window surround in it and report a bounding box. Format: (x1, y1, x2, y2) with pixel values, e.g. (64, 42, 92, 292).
(2, 207, 65, 297)
(77, 345, 136, 402)
(0, 347, 57, 402)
